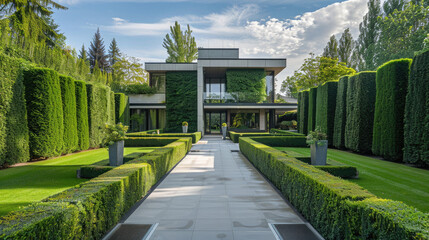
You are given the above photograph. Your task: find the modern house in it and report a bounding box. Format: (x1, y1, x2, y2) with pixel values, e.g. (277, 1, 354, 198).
(129, 48, 296, 134)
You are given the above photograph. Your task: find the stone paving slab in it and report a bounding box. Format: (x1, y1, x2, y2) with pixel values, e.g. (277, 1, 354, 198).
(124, 136, 311, 239)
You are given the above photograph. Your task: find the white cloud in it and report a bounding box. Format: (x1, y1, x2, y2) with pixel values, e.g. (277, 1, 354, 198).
(103, 0, 368, 91)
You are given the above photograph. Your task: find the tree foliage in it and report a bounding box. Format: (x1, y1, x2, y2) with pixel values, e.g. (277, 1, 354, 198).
(162, 21, 197, 63)
(338, 28, 354, 67)
(322, 35, 338, 59)
(89, 28, 108, 71)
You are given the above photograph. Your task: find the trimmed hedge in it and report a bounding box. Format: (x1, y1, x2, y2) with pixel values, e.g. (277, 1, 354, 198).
(333, 76, 349, 149)
(125, 137, 192, 150)
(307, 87, 317, 132)
(75, 80, 90, 151)
(226, 69, 266, 103)
(86, 83, 110, 148)
(373, 59, 412, 161)
(109, 91, 115, 125)
(269, 129, 305, 136)
(165, 72, 198, 132)
(229, 131, 270, 143)
(239, 137, 429, 240)
(345, 72, 376, 153)
(0, 53, 30, 167)
(126, 132, 202, 143)
(404, 50, 429, 166)
(298, 90, 309, 134)
(315, 81, 338, 146)
(0, 138, 191, 239)
(248, 136, 307, 147)
(294, 157, 358, 178)
(23, 67, 64, 158)
(115, 93, 127, 124)
(124, 95, 130, 126)
(59, 75, 79, 154)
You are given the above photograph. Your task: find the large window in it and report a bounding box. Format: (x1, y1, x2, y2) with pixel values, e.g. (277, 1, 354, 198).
(266, 71, 274, 103)
(204, 77, 226, 103)
(230, 112, 259, 129)
(150, 73, 166, 93)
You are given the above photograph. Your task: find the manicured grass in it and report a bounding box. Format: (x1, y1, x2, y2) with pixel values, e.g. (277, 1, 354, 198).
(274, 147, 429, 212)
(0, 147, 157, 216)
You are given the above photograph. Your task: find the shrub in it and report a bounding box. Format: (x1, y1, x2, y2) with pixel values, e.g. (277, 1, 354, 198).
(114, 93, 127, 124)
(270, 129, 305, 136)
(75, 80, 90, 151)
(247, 136, 307, 147)
(298, 90, 309, 134)
(165, 72, 198, 132)
(0, 138, 192, 239)
(345, 72, 376, 153)
(124, 137, 192, 150)
(333, 76, 349, 149)
(308, 87, 317, 132)
(315, 81, 338, 146)
(0, 53, 30, 167)
(126, 132, 202, 143)
(277, 110, 297, 123)
(226, 69, 266, 103)
(229, 132, 270, 143)
(239, 137, 429, 240)
(373, 59, 412, 161)
(404, 50, 429, 166)
(59, 75, 79, 154)
(23, 67, 64, 158)
(86, 83, 110, 148)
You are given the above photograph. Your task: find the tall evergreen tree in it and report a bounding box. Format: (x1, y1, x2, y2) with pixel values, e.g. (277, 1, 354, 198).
(356, 0, 381, 71)
(338, 28, 354, 67)
(383, 0, 405, 16)
(322, 35, 339, 59)
(88, 28, 108, 71)
(108, 38, 121, 66)
(162, 21, 198, 63)
(78, 44, 87, 60)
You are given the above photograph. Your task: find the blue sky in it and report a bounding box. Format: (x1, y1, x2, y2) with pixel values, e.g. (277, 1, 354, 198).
(54, 0, 369, 91)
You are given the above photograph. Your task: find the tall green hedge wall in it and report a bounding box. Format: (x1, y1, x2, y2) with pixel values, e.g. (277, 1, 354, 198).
(0, 53, 30, 167)
(59, 75, 79, 154)
(165, 71, 198, 132)
(24, 68, 64, 158)
(404, 50, 429, 166)
(333, 76, 349, 149)
(115, 93, 127, 124)
(307, 87, 317, 132)
(124, 95, 130, 125)
(87, 83, 111, 148)
(226, 69, 266, 103)
(315, 81, 338, 146)
(373, 59, 412, 161)
(298, 90, 309, 134)
(109, 91, 115, 125)
(345, 72, 376, 153)
(75, 80, 90, 151)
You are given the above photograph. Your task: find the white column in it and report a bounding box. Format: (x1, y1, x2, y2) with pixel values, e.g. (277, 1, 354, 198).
(197, 66, 204, 135)
(259, 109, 266, 131)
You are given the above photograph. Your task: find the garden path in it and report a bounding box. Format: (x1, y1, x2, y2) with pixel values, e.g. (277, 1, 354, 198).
(122, 136, 322, 240)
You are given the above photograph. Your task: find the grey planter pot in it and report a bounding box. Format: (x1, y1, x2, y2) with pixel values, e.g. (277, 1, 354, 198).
(310, 140, 328, 166)
(109, 140, 124, 166)
(182, 125, 188, 133)
(222, 126, 227, 140)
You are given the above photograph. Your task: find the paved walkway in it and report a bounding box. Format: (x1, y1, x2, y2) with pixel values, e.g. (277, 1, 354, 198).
(124, 136, 306, 240)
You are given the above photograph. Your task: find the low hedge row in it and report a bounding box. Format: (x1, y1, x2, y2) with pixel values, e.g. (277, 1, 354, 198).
(125, 137, 192, 151)
(294, 157, 358, 178)
(269, 129, 304, 136)
(250, 136, 307, 147)
(126, 132, 201, 143)
(0, 138, 192, 239)
(239, 137, 428, 240)
(228, 131, 271, 143)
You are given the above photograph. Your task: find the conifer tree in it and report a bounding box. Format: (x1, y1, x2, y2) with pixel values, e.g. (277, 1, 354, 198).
(88, 28, 108, 71)
(78, 44, 87, 60)
(322, 35, 339, 59)
(108, 38, 121, 66)
(383, 0, 405, 16)
(162, 21, 197, 63)
(338, 28, 354, 67)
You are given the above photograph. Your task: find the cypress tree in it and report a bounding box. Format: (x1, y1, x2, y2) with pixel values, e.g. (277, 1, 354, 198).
(78, 44, 87, 61)
(322, 35, 339, 59)
(89, 28, 108, 71)
(108, 38, 121, 67)
(338, 28, 354, 67)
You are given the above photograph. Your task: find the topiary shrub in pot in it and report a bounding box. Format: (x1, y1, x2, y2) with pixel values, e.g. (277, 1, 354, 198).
(103, 123, 128, 166)
(222, 123, 228, 140)
(182, 121, 188, 133)
(306, 127, 328, 165)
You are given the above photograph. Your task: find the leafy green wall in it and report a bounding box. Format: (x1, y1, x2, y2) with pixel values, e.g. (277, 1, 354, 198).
(24, 68, 64, 158)
(75, 80, 90, 151)
(404, 50, 429, 166)
(373, 59, 411, 161)
(0, 52, 30, 167)
(59, 75, 78, 153)
(315, 81, 338, 146)
(226, 69, 266, 103)
(298, 90, 309, 134)
(333, 76, 349, 149)
(307, 87, 317, 132)
(115, 93, 127, 124)
(165, 71, 197, 132)
(345, 72, 376, 153)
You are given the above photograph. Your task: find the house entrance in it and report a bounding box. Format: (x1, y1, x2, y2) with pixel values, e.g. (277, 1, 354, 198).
(205, 111, 227, 135)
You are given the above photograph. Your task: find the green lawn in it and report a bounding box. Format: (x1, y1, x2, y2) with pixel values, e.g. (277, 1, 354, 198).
(274, 147, 429, 213)
(0, 147, 157, 216)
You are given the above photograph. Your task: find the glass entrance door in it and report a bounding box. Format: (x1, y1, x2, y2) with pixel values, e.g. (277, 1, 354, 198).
(205, 111, 226, 134)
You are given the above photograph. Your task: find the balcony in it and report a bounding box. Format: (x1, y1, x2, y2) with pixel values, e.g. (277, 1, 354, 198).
(129, 94, 165, 109)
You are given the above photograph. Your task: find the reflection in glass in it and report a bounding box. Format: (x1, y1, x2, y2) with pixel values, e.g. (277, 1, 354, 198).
(151, 73, 166, 93)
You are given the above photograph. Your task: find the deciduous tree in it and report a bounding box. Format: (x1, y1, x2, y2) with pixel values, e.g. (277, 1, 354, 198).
(162, 21, 197, 63)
